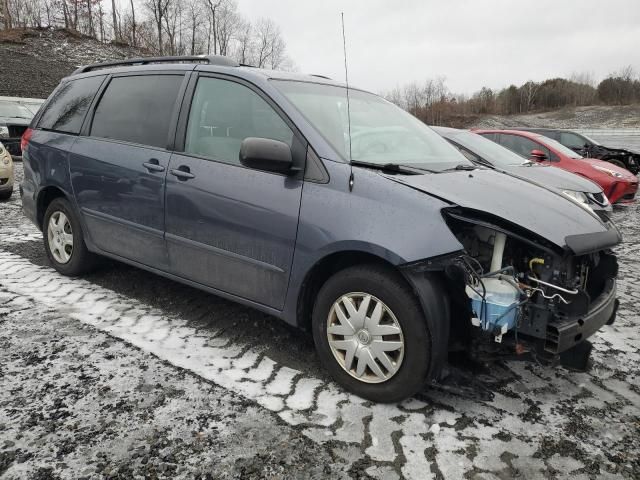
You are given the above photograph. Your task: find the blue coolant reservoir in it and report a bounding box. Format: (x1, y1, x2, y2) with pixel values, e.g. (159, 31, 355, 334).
(466, 278, 519, 335)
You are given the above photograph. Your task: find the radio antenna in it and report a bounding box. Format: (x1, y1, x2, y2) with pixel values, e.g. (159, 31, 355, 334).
(341, 12, 354, 191)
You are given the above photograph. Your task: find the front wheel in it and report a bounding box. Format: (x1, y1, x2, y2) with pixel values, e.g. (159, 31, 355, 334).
(312, 264, 436, 403)
(0, 187, 12, 200)
(43, 197, 98, 276)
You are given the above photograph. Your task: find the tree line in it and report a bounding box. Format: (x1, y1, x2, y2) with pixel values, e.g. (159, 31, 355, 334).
(0, 0, 293, 69)
(384, 66, 640, 127)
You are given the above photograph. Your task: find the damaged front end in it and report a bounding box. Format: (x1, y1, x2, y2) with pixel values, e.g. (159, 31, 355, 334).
(580, 144, 640, 175)
(440, 208, 619, 366)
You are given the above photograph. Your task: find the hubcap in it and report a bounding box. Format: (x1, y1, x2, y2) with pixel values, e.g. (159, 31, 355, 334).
(47, 211, 73, 264)
(327, 293, 404, 384)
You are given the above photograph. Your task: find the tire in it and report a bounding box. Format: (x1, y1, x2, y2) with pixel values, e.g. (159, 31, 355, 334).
(43, 197, 98, 276)
(0, 188, 12, 200)
(312, 264, 436, 403)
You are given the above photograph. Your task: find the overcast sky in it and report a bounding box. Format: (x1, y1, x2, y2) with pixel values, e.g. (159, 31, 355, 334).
(236, 0, 640, 95)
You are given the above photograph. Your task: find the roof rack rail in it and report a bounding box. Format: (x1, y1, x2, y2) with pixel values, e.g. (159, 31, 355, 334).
(72, 55, 240, 75)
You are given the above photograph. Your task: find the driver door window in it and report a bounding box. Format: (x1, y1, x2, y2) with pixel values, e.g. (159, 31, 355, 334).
(499, 134, 542, 159)
(185, 78, 293, 166)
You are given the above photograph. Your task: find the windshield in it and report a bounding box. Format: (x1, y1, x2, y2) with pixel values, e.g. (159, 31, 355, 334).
(0, 101, 33, 119)
(538, 135, 583, 159)
(272, 80, 470, 171)
(445, 130, 527, 166)
(581, 133, 601, 146)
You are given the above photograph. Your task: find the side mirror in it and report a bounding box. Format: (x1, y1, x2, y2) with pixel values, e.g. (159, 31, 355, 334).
(530, 149, 548, 161)
(239, 137, 294, 174)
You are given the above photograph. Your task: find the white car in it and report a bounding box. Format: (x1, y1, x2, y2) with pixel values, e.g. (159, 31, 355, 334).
(0, 141, 14, 200)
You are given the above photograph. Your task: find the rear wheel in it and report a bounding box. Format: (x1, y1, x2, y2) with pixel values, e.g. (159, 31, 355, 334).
(0, 188, 12, 200)
(43, 197, 98, 276)
(312, 264, 435, 403)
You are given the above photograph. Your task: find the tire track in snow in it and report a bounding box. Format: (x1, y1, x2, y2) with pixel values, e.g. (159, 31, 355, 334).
(0, 250, 439, 478)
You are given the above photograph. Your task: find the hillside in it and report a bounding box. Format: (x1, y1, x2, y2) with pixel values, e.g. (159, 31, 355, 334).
(0, 28, 147, 98)
(468, 105, 640, 130)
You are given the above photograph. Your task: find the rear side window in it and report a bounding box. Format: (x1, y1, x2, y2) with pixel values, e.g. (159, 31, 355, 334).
(38, 75, 104, 134)
(91, 75, 183, 148)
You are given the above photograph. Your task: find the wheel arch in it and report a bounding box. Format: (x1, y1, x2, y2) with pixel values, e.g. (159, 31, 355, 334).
(37, 186, 71, 229)
(295, 249, 425, 333)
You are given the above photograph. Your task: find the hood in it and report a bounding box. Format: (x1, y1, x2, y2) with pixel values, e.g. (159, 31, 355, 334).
(501, 164, 601, 194)
(383, 168, 619, 253)
(582, 158, 637, 180)
(594, 144, 640, 156)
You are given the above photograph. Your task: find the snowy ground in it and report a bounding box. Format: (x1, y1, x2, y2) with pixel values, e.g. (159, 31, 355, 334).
(470, 105, 640, 130)
(1, 162, 639, 479)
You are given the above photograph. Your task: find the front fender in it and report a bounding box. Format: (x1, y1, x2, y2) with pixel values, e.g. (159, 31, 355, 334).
(281, 160, 464, 325)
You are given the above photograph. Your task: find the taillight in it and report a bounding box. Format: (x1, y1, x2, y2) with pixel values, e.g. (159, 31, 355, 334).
(20, 127, 33, 153)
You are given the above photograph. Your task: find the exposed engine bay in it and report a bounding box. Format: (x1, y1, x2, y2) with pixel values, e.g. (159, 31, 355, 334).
(443, 210, 619, 364)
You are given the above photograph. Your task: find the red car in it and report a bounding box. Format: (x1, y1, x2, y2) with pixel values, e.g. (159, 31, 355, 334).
(474, 129, 638, 204)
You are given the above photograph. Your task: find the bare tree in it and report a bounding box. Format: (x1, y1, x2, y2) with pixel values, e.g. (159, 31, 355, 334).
(214, 1, 238, 56)
(145, 0, 171, 54)
(254, 18, 281, 68)
(163, 0, 181, 55)
(204, 0, 222, 54)
(519, 81, 540, 112)
(2, 0, 13, 29)
(86, 0, 94, 37)
(234, 19, 253, 64)
(129, 0, 136, 46)
(110, 0, 118, 41)
(0, 0, 295, 72)
(185, 0, 203, 55)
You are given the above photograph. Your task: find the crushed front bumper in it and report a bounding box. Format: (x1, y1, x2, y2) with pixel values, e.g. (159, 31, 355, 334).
(544, 278, 617, 354)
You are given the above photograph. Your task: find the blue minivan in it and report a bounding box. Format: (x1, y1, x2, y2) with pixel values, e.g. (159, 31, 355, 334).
(21, 56, 620, 402)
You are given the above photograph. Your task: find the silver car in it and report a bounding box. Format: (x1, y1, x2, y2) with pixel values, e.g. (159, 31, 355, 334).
(433, 126, 611, 216)
(0, 141, 14, 200)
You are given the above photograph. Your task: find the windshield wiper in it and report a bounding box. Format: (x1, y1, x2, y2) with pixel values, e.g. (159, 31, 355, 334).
(350, 160, 431, 174)
(441, 163, 477, 172)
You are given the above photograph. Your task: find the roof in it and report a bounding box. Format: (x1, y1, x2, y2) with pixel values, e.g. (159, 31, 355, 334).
(430, 126, 460, 135)
(71, 54, 346, 88)
(472, 129, 545, 138)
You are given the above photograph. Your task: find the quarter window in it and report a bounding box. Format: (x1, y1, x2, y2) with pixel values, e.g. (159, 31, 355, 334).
(38, 75, 104, 134)
(91, 75, 183, 148)
(185, 77, 293, 166)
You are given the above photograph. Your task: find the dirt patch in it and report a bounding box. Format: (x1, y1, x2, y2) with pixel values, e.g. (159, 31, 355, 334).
(0, 27, 148, 98)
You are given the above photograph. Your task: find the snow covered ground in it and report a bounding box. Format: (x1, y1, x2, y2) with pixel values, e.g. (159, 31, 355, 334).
(1, 162, 639, 479)
(470, 105, 640, 130)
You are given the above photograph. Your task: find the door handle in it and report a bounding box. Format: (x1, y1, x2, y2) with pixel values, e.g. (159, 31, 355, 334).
(170, 166, 195, 180)
(143, 159, 165, 173)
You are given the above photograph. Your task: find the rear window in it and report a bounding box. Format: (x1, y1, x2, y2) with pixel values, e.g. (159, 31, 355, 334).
(38, 75, 104, 134)
(90, 75, 183, 149)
